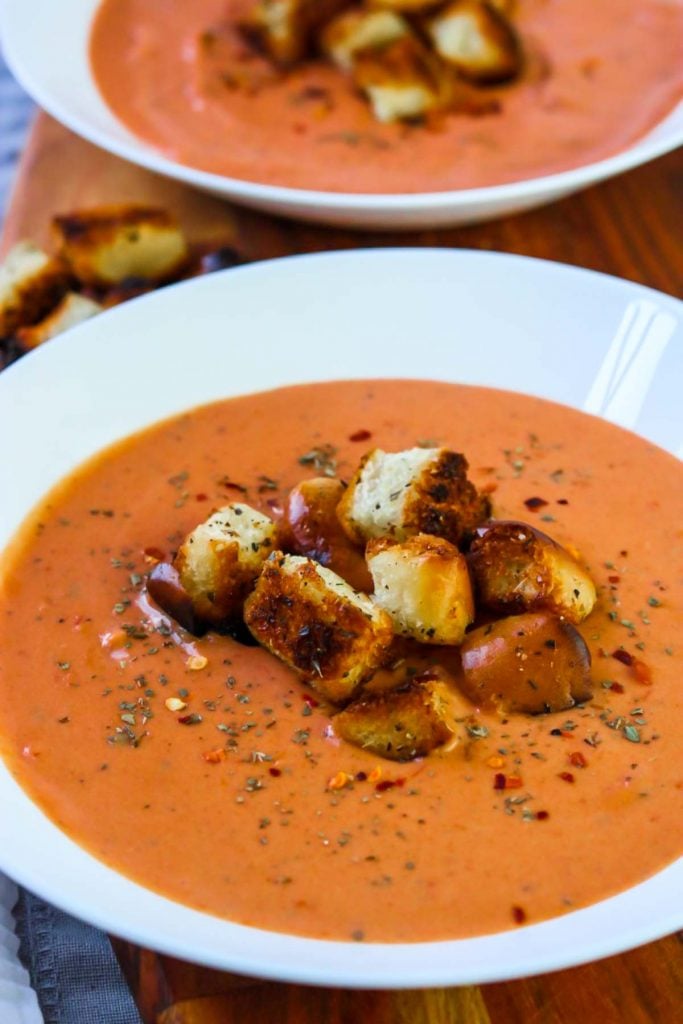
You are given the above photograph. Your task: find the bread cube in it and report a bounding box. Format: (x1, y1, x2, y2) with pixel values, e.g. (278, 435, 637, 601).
(320, 8, 409, 72)
(337, 447, 491, 546)
(427, 0, 521, 84)
(367, 533, 474, 644)
(334, 673, 466, 760)
(52, 206, 188, 288)
(459, 612, 593, 714)
(468, 520, 597, 623)
(367, 0, 443, 11)
(174, 504, 277, 624)
(279, 476, 373, 591)
(0, 241, 71, 337)
(353, 35, 454, 123)
(16, 292, 102, 350)
(244, 553, 393, 703)
(246, 0, 351, 66)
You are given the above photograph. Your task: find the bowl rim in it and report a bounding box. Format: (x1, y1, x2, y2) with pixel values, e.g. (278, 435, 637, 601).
(1, 0, 682, 213)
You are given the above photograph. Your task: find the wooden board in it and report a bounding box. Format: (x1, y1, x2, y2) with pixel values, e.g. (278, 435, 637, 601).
(2, 113, 682, 1024)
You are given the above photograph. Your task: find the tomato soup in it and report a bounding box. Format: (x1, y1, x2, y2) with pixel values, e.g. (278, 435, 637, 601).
(89, 0, 683, 193)
(0, 380, 681, 942)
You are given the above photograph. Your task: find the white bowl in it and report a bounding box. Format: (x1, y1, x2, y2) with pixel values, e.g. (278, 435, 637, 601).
(1, 0, 682, 229)
(0, 249, 681, 986)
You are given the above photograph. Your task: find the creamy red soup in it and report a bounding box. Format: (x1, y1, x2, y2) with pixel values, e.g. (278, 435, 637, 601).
(89, 0, 683, 193)
(0, 380, 681, 942)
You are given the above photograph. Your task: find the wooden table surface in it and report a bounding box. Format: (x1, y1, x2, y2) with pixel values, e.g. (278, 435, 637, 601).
(2, 113, 682, 1024)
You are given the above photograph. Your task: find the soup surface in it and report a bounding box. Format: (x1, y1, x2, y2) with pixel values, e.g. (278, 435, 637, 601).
(89, 0, 683, 193)
(0, 380, 681, 942)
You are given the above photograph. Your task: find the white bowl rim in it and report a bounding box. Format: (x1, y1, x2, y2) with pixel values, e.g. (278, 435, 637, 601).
(1, 0, 682, 214)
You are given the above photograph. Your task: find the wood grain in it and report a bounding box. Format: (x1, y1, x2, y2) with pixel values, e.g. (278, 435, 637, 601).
(2, 113, 682, 1024)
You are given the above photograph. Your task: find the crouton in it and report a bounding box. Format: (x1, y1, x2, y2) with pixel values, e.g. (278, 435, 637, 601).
(459, 612, 593, 714)
(245, 0, 351, 66)
(427, 0, 521, 84)
(244, 553, 393, 703)
(367, 533, 474, 644)
(320, 8, 409, 72)
(337, 447, 491, 546)
(352, 35, 454, 122)
(174, 504, 277, 624)
(367, 0, 443, 11)
(279, 476, 373, 592)
(52, 206, 188, 288)
(334, 672, 466, 760)
(16, 292, 102, 350)
(468, 521, 597, 623)
(0, 242, 71, 337)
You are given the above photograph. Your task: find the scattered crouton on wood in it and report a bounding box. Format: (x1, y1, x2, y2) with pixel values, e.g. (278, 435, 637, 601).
(16, 292, 102, 350)
(0, 241, 71, 338)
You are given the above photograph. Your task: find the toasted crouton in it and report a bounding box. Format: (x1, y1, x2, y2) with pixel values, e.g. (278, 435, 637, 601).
(367, 533, 474, 644)
(174, 504, 277, 624)
(337, 447, 491, 546)
(427, 0, 521, 84)
(367, 0, 443, 11)
(52, 206, 188, 288)
(0, 242, 71, 337)
(320, 8, 409, 72)
(468, 521, 597, 623)
(459, 612, 593, 714)
(334, 673, 466, 760)
(246, 0, 351, 66)
(244, 553, 393, 703)
(16, 292, 102, 350)
(280, 477, 373, 591)
(353, 35, 454, 122)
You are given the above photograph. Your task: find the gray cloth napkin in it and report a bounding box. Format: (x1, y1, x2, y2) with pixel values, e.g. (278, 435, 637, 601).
(13, 891, 142, 1024)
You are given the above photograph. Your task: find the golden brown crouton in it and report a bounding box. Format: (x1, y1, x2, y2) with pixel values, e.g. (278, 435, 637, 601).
(320, 8, 409, 72)
(367, 0, 443, 11)
(16, 292, 102, 350)
(367, 533, 474, 644)
(52, 206, 188, 288)
(174, 504, 277, 624)
(279, 476, 373, 592)
(427, 0, 521, 84)
(246, 0, 351, 66)
(244, 553, 393, 703)
(334, 673, 467, 760)
(459, 611, 593, 714)
(468, 521, 597, 623)
(352, 35, 454, 123)
(337, 447, 491, 546)
(0, 242, 71, 338)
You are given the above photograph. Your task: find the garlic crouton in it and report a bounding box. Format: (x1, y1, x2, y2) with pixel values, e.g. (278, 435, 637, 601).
(0, 242, 71, 337)
(320, 8, 409, 72)
(52, 206, 188, 288)
(468, 520, 597, 623)
(428, 0, 521, 84)
(247, 0, 351, 66)
(16, 292, 102, 350)
(367, 533, 474, 644)
(174, 504, 277, 624)
(337, 447, 491, 546)
(459, 612, 593, 714)
(353, 35, 454, 123)
(334, 674, 464, 760)
(244, 553, 393, 703)
(280, 476, 373, 592)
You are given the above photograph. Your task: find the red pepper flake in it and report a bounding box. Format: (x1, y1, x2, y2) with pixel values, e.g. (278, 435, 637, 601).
(220, 479, 247, 493)
(269, 767, 282, 777)
(493, 772, 507, 790)
(349, 429, 372, 442)
(633, 658, 652, 685)
(569, 751, 588, 768)
(536, 810, 550, 820)
(178, 713, 203, 725)
(356, 771, 368, 782)
(612, 649, 633, 667)
(143, 545, 165, 563)
(493, 773, 522, 791)
(609, 681, 625, 694)
(202, 748, 226, 763)
(524, 497, 548, 511)
(302, 693, 319, 707)
(511, 906, 527, 925)
(195, 493, 208, 502)
(608, 575, 620, 584)
(558, 771, 575, 783)
(375, 777, 405, 792)
(556, 498, 569, 505)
